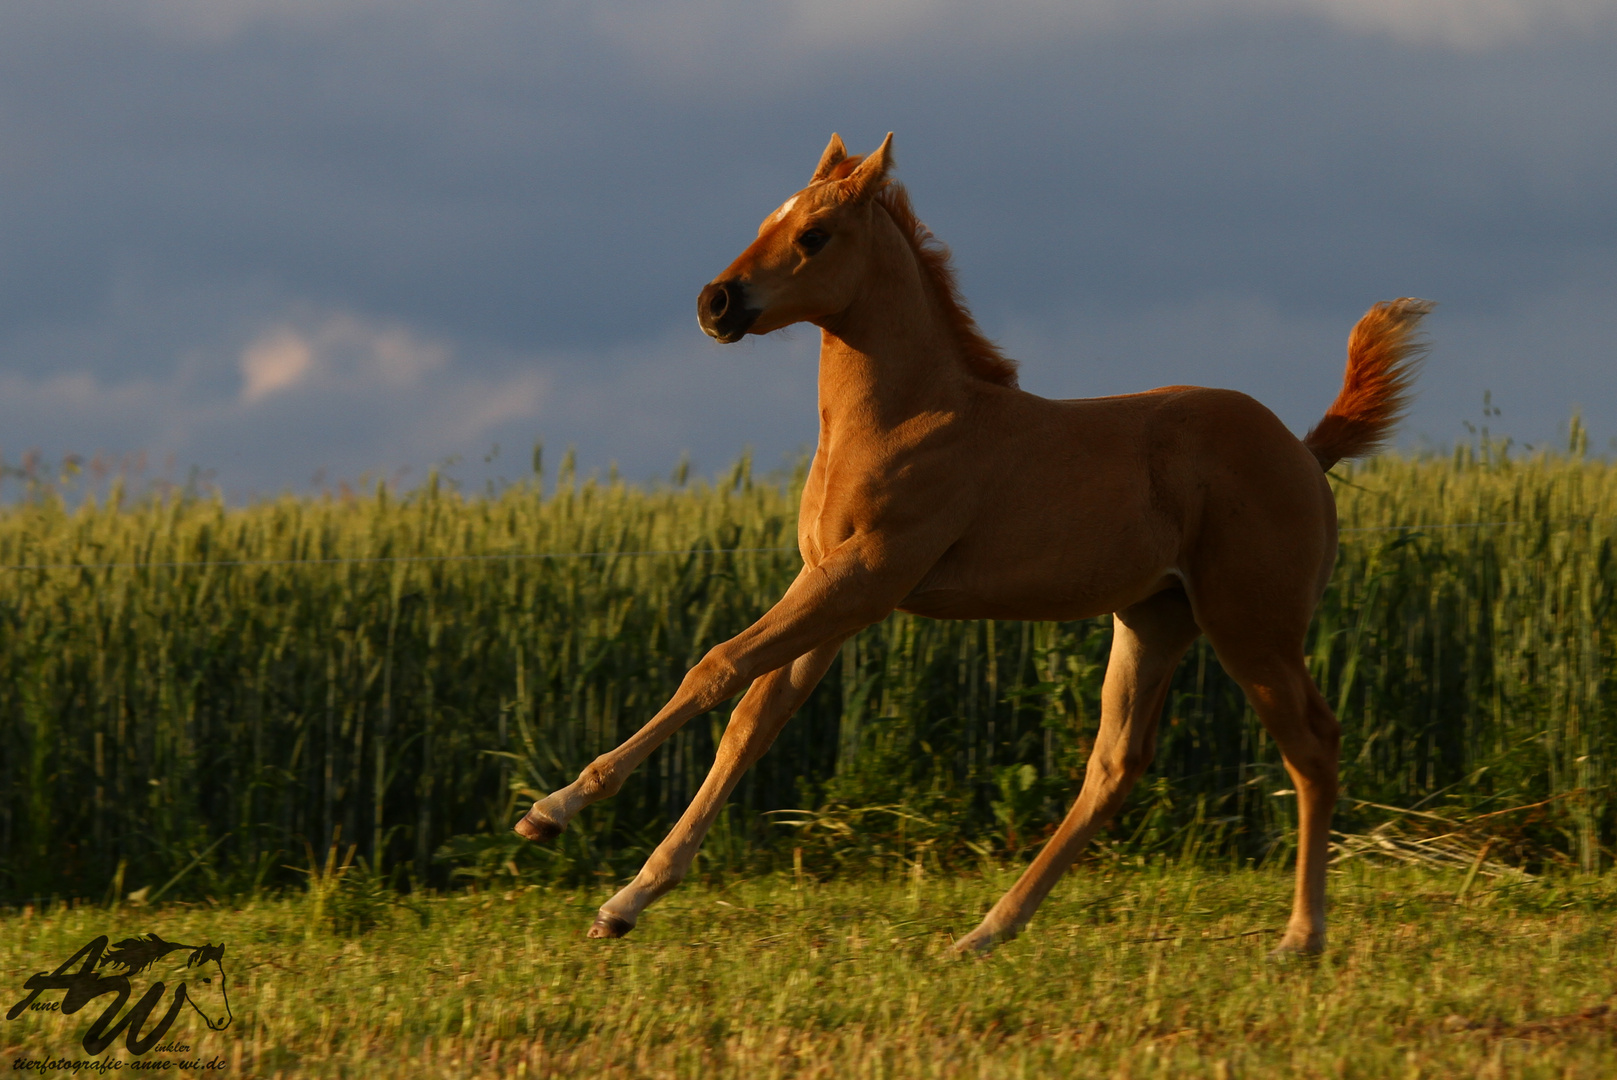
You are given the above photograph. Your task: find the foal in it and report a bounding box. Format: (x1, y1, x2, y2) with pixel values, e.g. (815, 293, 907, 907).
(517, 133, 1430, 956)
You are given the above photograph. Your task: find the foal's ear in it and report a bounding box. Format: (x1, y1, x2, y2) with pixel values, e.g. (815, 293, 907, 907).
(840, 133, 894, 203)
(810, 133, 848, 183)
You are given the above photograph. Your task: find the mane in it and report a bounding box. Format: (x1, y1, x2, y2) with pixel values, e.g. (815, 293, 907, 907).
(98, 933, 221, 977)
(828, 157, 1019, 389)
(100, 933, 185, 976)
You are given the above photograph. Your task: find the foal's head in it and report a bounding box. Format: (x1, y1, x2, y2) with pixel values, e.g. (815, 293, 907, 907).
(697, 133, 897, 343)
(698, 135, 1019, 388)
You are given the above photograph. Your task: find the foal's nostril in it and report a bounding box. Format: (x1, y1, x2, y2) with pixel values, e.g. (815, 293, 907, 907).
(698, 279, 757, 341)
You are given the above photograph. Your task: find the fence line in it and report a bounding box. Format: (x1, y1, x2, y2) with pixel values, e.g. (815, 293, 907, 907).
(1340, 517, 1617, 533)
(2, 515, 1614, 572)
(0, 545, 802, 572)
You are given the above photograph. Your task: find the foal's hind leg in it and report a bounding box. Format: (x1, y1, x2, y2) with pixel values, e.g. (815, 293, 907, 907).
(587, 639, 844, 938)
(954, 588, 1199, 955)
(1204, 639, 1340, 955)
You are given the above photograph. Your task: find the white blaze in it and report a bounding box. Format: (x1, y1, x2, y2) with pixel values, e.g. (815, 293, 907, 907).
(765, 195, 799, 226)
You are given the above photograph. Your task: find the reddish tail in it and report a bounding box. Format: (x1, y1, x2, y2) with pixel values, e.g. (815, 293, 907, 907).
(1304, 298, 1433, 471)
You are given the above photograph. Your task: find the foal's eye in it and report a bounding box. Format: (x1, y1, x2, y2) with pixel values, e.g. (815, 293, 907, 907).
(796, 228, 830, 255)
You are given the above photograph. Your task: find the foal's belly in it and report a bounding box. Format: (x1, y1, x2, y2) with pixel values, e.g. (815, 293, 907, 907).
(897, 580, 1176, 622)
(896, 538, 1181, 623)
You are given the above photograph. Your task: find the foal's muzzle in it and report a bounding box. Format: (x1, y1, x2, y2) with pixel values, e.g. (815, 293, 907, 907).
(697, 279, 760, 343)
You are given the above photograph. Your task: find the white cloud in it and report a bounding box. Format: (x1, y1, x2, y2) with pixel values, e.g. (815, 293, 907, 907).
(237, 313, 453, 405)
(589, 0, 1616, 73)
(0, 301, 557, 498)
(239, 329, 313, 402)
(365, 322, 451, 386)
(111, 0, 383, 46)
(4, 280, 1611, 500)
(71, 0, 1617, 63)
(0, 369, 169, 417)
(1273, 0, 1612, 49)
(440, 374, 547, 442)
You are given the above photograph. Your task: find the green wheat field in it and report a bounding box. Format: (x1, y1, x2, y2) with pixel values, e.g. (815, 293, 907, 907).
(2, 435, 1616, 1075)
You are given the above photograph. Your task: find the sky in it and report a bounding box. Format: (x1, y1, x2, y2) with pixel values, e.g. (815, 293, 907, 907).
(1, 0, 1613, 500)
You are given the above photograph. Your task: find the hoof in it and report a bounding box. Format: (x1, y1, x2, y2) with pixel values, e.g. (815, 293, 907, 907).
(513, 810, 563, 843)
(587, 912, 634, 939)
(950, 927, 1003, 958)
(1266, 936, 1325, 963)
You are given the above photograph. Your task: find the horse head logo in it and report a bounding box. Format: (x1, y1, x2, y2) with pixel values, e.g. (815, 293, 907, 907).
(99, 934, 233, 1033)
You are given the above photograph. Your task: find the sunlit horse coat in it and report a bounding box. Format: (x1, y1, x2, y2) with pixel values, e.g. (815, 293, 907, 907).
(517, 133, 1430, 957)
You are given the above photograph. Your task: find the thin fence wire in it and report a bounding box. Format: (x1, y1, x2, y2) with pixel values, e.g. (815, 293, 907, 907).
(1340, 517, 1617, 532)
(4, 517, 1615, 571)
(0, 546, 800, 572)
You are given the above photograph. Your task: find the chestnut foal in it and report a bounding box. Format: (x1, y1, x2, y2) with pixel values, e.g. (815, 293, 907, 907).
(516, 133, 1430, 957)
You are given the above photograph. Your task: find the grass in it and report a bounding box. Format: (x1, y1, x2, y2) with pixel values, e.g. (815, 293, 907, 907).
(5, 862, 1616, 1078)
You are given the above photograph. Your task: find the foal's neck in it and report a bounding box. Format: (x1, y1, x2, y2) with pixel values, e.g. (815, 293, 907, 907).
(815, 208, 972, 436)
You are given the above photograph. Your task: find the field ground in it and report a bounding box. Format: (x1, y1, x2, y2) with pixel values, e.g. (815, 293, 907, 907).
(4, 862, 1616, 1078)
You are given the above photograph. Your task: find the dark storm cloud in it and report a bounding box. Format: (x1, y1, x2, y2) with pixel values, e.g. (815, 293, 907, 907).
(0, 1, 1613, 498)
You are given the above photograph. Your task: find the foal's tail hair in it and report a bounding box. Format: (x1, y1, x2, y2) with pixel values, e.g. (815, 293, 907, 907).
(1304, 298, 1434, 471)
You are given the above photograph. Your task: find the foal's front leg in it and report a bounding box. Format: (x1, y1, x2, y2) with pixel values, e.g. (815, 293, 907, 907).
(512, 639, 761, 843)
(516, 542, 915, 844)
(588, 639, 844, 937)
